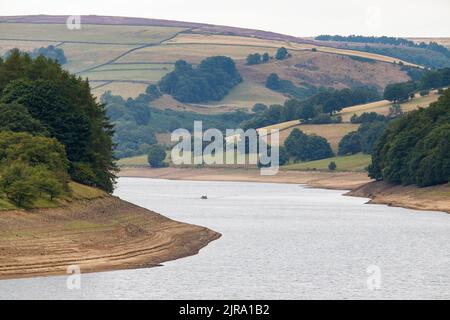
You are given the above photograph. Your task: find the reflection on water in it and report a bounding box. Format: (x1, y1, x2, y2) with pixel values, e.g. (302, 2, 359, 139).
(0, 177, 449, 299)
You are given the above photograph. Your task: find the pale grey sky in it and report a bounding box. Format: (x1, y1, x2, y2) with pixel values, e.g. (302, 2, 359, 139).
(1, 0, 449, 37)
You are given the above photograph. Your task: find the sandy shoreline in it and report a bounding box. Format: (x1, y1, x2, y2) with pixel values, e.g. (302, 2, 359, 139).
(0, 196, 220, 280)
(119, 167, 450, 214)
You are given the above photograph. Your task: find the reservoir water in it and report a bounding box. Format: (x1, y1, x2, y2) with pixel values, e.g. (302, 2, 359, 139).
(1, 177, 449, 299)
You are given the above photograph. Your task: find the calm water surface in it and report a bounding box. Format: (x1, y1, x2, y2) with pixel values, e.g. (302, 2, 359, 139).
(1, 177, 449, 299)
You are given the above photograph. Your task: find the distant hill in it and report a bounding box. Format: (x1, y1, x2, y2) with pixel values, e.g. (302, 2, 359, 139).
(0, 15, 421, 112)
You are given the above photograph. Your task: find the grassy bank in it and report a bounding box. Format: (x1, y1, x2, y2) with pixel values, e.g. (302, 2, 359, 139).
(282, 153, 371, 172)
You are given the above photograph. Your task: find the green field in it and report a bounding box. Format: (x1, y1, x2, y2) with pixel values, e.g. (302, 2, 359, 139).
(117, 154, 149, 167)
(282, 153, 371, 172)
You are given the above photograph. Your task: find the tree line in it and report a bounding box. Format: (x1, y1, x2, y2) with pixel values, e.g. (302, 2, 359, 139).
(243, 86, 380, 130)
(315, 35, 450, 58)
(0, 49, 116, 208)
(3, 45, 67, 65)
(383, 68, 450, 103)
(246, 52, 270, 65)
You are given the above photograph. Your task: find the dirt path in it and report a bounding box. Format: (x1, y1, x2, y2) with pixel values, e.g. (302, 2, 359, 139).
(0, 196, 220, 280)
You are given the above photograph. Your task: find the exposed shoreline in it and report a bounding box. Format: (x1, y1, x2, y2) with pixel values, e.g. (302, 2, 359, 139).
(119, 167, 450, 214)
(118, 167, 371, 190)
(2, 167, 447, 281)
(0, 196, 220, 280)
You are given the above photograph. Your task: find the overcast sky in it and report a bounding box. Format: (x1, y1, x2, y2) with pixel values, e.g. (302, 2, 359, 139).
(1, 0, 449, 37)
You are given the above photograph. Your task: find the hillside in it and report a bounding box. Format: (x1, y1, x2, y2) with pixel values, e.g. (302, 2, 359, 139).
(256, 90, 441, 148)
(0, 15, 416, 111)
(0, 29, 221, 280)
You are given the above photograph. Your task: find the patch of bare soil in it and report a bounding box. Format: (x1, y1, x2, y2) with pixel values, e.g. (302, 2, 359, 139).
(347, 181, 450, 214)
(0, 196, 220, 280)
(118, 167, 371, 190)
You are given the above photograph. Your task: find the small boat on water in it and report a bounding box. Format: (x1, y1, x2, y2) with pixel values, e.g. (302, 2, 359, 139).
(201, 195, 208, 199)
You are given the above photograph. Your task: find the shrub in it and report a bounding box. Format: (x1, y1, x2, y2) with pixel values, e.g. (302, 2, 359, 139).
(338, 131, 361, 155)
(246, 53, 262, 65)
(252, 103, 268, 113)
(328, 161, 337, 171)
(0, 162, 39, 208)
(266, 73, 280, 90)
(147, 144, 167, 168)
(276, 47, 288, 60)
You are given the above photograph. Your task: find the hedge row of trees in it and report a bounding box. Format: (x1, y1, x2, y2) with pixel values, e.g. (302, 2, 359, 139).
(246, 52, 270, 65)
(315, 35, 450, 63)
(365, 45, 450, 69)
(369, 89, 450, 187)
(383, 68, 450, 102)
(159, 56, 242, 103)
(243, 86, 380, 130)
(350, 112, 387, 123)
(0, 49, 116, 194)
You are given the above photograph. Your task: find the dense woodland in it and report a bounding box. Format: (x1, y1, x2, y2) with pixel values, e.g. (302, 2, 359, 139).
(0, 49, 116, 209)
(369, 89, 450, 187)
(159, 56, 242, 103)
